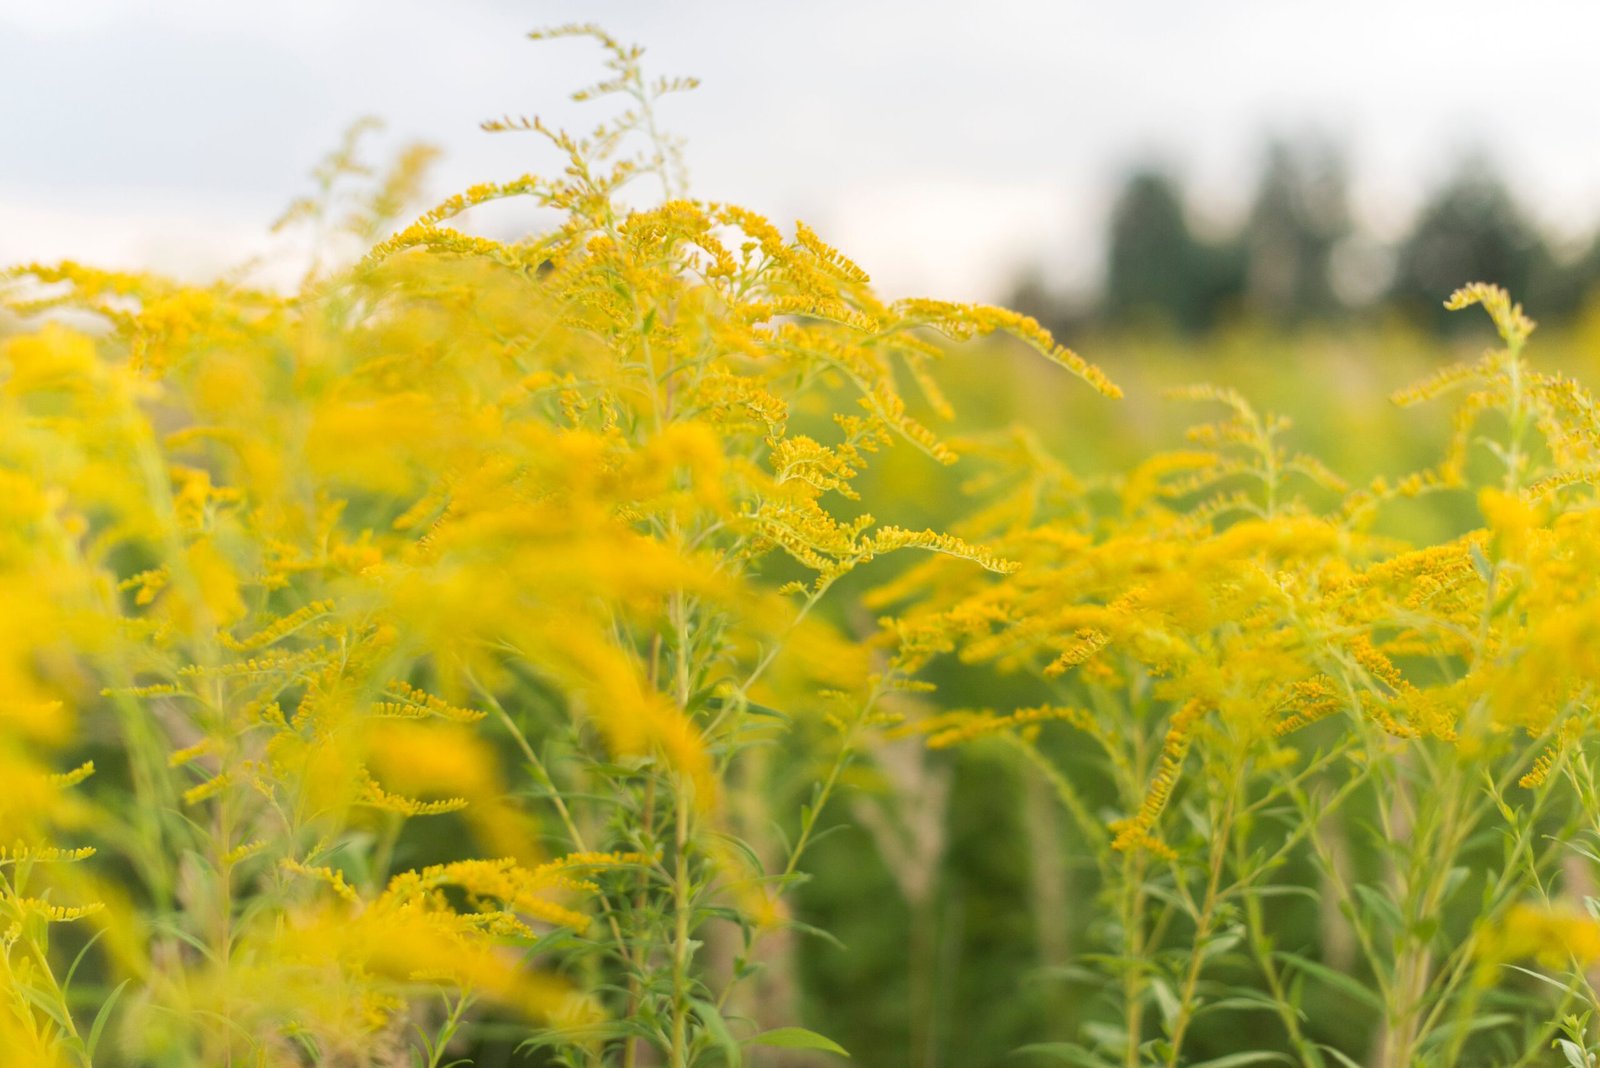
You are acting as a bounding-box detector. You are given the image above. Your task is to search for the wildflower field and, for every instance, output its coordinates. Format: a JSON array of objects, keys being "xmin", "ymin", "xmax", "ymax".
[{"xmin": 10, "ymin": 25, "xmax": 1600, "ymax": 1068}]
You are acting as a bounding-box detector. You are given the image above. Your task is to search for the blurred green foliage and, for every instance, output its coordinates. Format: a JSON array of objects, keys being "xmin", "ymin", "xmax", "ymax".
[{"xmin": 1016, "ymin": 143, "xmax": 1600, "ymax": 341}]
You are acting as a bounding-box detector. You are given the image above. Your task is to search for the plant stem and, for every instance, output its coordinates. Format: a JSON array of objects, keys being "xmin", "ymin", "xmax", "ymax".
[
  {"xmin": 669, "ymin": 774, "xmax": 694, "ymax": 1068},
  {"xmin": 1164, "ymin": 760, "xmax": 1244, "ymax": 1067},
  {"xmin": 1121, "ymin": 848, "xmax": 1149, "ymax": 1068}
]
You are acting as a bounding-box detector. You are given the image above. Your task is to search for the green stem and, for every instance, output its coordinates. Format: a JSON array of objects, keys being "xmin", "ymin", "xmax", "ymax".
[
  {"xmin": 1379, "ymin": 748, "xmax": 1474, "ymax": 1068},
  {"xmin": 425, "ymin": 994, "xmax": 473, "ymax": 1068},
  {"xmin": 1164, "ymin": 760, "xmax": 1244, "ymax": 1067},
  {"xmin": 1121, "ymin": 849, "xmax": 1149, "ymax": 1068},
  {"xmin": 670, "ymin": 774, "xmax": 694, "ymax": 1068}
]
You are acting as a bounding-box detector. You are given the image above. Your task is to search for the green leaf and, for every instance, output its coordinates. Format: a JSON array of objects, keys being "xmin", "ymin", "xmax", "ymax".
[
  {"xmin": 63, "ymin": 926, "xmax": 109, "ymax": 994},
  {"xmin": 1193, "ymin": 994, "xmax": 1291, "ymax": 1019},
  {"xmin": 749, "ymin": 1027, "xmax": 850, "ymax": 1058},
  {"xmin": 1011, "ymin": 1043, "xmax": 1105, "ymax": 1066},
  {"xmin": 1315, "ymin": 1047, "xmax": 1365, "ymax": 1068},
  {"xmin": 706, "ymin": 830, "xmax": 765, "ymax": 876},
  {"xmin": 86, "ymin": 978, "xmax": 130, "ymax": 1058},
  {"xmin": 1150, "ymin": 978, "xmax": 1181, "ymax": 1028},
  {"xmin": 1246, "ymin": 885, "xmax": 1322, "ymax": 901},
  {"xmin": 1556, "ymin": 1038, "xmax": 1592, "ymax": 1068},
  {"xmin": 1418, "ymin": 1012, "xmax": 1515, "ymax": 1051},
  {"xmin": 784, "ymin": 918, "xmax": 847, "ymax": 950},
  {"xmin": 692, "ymin": 998, "xmax": 741, "ymax": 1067},
  {"xmin": 1199, "ymin": 931, "xmax": 1243, "ymax": 961},
  {"xmin": 1504, "ymin": 963, "xmax": 1573, "ymax": 995},
  {"xmin": 1275, "ymin": 951, "xmax": 1382, "ymax": 1011},
  {"xmin": 1189, "ymin": 1053, "xmax": 1294, "ymax": 1067},
  {"xmin": 1352, "ymin": 884, "xmax": 1405, "ymax": 935}
]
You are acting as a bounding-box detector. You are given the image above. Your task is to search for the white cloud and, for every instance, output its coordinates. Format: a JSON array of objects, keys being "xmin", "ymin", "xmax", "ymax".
[{"xmin": 3, "ymin": 0, "xmax": 1599, "ymax": 298}]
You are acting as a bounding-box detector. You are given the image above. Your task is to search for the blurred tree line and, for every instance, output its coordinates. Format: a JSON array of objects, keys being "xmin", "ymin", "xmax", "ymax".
[{"xmin": 1011, "ymin": 140, "xmax": 1600, "ymax": 337}]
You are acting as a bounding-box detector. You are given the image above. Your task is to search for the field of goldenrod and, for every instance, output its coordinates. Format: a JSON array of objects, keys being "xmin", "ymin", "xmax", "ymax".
[{"xmin": 11, "ymin": 24, "xmax": 1600, "ymax": 1068}]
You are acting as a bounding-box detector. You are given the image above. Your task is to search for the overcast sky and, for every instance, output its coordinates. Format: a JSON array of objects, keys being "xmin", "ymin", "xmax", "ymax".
[{"xmin": 4, "ymin": 1, "xmax": 1600, "ymax": 301}]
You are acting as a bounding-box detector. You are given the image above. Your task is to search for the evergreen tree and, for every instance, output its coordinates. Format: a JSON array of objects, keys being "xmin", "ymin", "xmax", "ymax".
[
  {"xmin": 1104, "ymin": 170, "xmax": 1238, "ymax": 334},
  {"xmin": 1241, "ymin": 139, "xmax": 1350, "ymax": 325}
]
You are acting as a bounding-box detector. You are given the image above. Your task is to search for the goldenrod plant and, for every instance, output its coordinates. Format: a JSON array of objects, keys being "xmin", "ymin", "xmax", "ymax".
[
  {"xmin": 0, "ymin": 24, "xmax": 1114, "ymax": 1068},
  {"xmin": 874, "ymin": 283, "xmax": 1600, "ymax": 1066},
  {"xmin": 12, "ymin": 20, "xmax": 1600, "ymax": 1068}
]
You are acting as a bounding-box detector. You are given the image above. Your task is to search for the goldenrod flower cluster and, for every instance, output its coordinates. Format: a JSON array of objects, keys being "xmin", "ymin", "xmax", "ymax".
[
  {"xmin": 869, "ymin": 281, "xmax": 1600, "ymax": 1064},
  {"xmin": 0, "ymin": 25, "xmax": 1120, "ymax": 1066}
]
